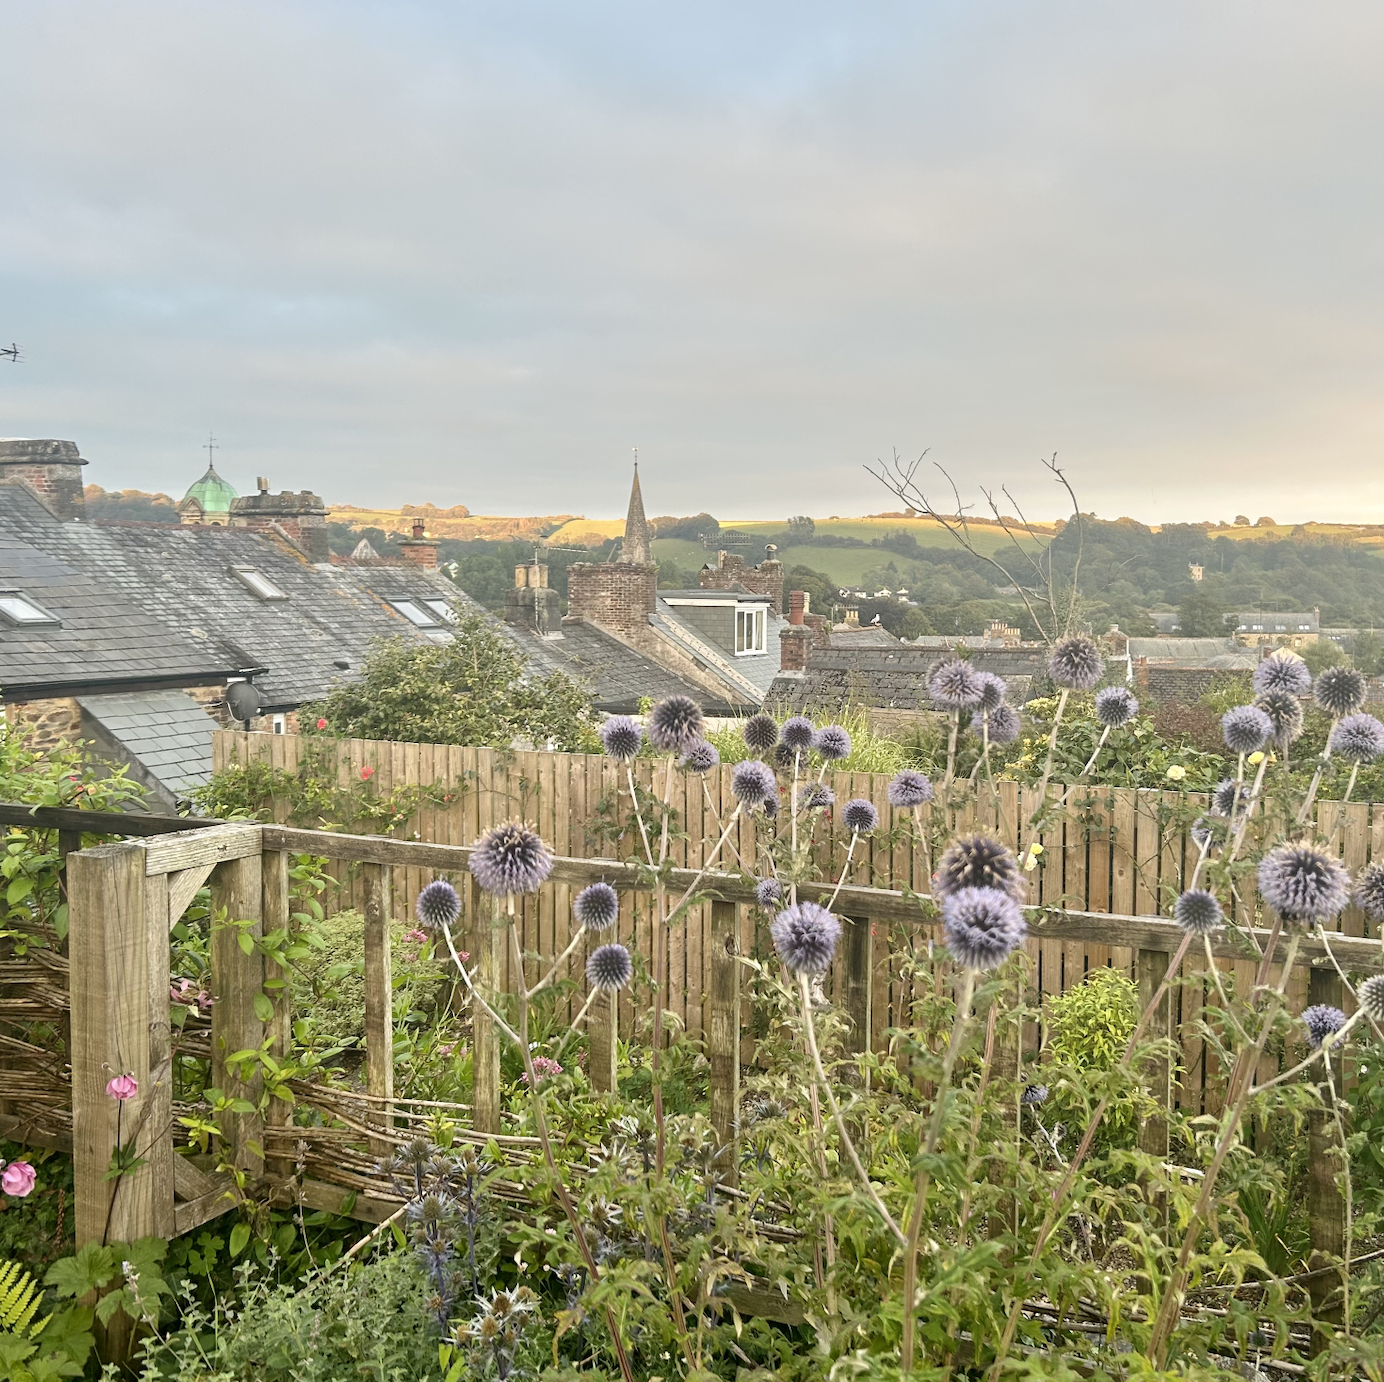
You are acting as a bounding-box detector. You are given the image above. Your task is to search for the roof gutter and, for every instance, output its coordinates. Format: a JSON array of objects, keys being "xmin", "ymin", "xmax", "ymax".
[{"xmin": 2, "ymin": 668, "xmax": 261, "ymax": 702}]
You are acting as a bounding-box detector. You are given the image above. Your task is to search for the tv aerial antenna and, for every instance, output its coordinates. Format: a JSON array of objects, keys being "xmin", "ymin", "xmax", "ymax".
[{"xmin": 0, "ymin": 344, "xmax": 21, "ymax": 364}]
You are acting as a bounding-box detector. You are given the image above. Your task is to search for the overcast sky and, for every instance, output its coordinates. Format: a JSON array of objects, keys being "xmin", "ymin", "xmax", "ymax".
[{"xmin": 4, "ymin": 3, "xmax": 1384, "ymax": 524}]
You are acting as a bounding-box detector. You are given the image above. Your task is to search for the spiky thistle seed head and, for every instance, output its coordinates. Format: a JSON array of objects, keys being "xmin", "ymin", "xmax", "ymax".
[
  {"xmin": 742, "ymin": 713, "xmax": 780, "ymax": 755},
  {"xmin": 416, "ymin": 879, "xmax": 462, "ymax": 932},
  {"xmin": 1094, "ymin": 685, "xmax": 1139, "ymax": 728},
  {"xmin": 1315, "ymin": 666, "xmax": 1367, "ymax": 718},
  {"xmin": 1357, "ymin": 862, "xmax": 1384, "ymax": 920},
  {"xmin": 934, "ymin": 834, "xmax": 1025, "ymax": 903},
  {"xmin": 599, "ymin": 715, "xmax": 642, "ymax": 761},
  {"xmin": 1190, "ymin": 816, "xmax": 1214, "ymax": 849},
  {"xmin": 648, "ymin": 695, "xmax": 704, "ymax": 752},
  {"xmin": 1330, "ymin": 713, "xmax": 1384, "ymax": 763},
  {"xmin": 586, "ymin": 943, "xmax": 633, "ymax": 991},
  {"xmin": 942, "ymin": 886, "xmax": 1027, "ymax": 971},
  {"xmin": 1021, "ymin": 1083, "xmax": 1049, "ymax": 1106},
  {"xmin": 754, "ymin": 877, "xmax": 784, "ymax": 909},
  {"xmin": 731, "ymin": 758, "xmax": 778, "ymax": 807},
  {"xmin": 1257, "ymin": 842, "xmax": 1351, "ymax": 924},
  {"xmin": 469, "ymin": 822, "xmax": 554, "ymax": 897},
  {"xmin": 796, "ymin": 782, "xmax": 835, "ymax": 812},
  {"xmin": 814, "ymin": 725, "xmax": 852, "ymax": 761},
  {"xmin": 773, "ymin": 741, "xmax": 797, "ymax": 769},
  {"xmin": 680, "ymin": 739, "xmax": 720, "ymax": 773},
  {"xmin": 1301, "ymin": 1004, "xmax": 1348, "ymax": 1049},
  {"xmin": 887, "ymin": 769, "xmax": 934, "ymax": 808},
  {"xmin": 762, "ymin": 790, "xmax": 780, "ymax": 819},
  {"xmin": 1048, "ymin": 636, "xmax": 1104, "ymax": 691},
  {"xmin": 1358, "ymin": 974, "xmax": 1384, "ymax": 1022},
  {"xmin": 842, "ymin": 798, "xmax": 880, "ymax": 835},
  {"xmin": 1254, "ymin": 651, "xmax": 1312, "ymax": 696},
  {"xmin": 987, "ymin": 703, "xmax": 1022, "ymax": 744},
  {"xmin": 1212, "ymin": 778, "xmax": 1250, "ymax": 816},
  {"xmin": 573, "ymin": 881, "xmax": 619, "ymax": 932},
  {"xmin": 1256, "ymin": 690, "xmax": 1304, "ymax": 746},
  {"xmin": 781, "ymin": 716, "xmax": 816, "ymax": 752},
  {"xmin": 770, "ymin": 901, "xmax": 841, "ymax": 976},
  {"xmin": 976, "ymin": 672, "xmax": 1008, "ymax": 714},
  {"xmin": 929, "ymin": 657, "xmax": 984, "ymax": 710},
  {"xmin": 1173, "ymin": 888, "xmax": 1224, "ymax": 936},
  {"xmin": 1222, "ymin": 704, "xmax": 1273, "ymax": 755}
]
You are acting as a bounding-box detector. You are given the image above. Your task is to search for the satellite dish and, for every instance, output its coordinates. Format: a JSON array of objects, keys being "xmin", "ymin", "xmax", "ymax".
[{"xmin": 225, "ymin": 681, "xmax": 263, "ymax": 724}]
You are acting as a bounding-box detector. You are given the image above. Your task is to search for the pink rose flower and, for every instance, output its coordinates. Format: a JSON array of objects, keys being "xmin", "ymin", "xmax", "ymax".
[
  {"xmin": 1, "ymin": 1161, "xmax": 36, "ymax": 1197},
  {"xmin": 106, "ymin": 1073, "xmax": 139, "ymax": 1101},
  {"xmin": 360, "ymin": 766, "xmax": 375, "ymax": 780},
  {"xmin": 316, "ymin": 718, "xmax": 328, "ymax": 730}
]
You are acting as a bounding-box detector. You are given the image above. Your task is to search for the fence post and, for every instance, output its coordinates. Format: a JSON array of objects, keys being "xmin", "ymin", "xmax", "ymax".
[
  {"xmin": 1136, "ymin": 946, "xmax": 1172, "ymax": 1222},
  {"xmin": 708, "ymin": 899, "xmax": 740, "ymax": 1173},
  {"xmin": 469, "ymin": 876, "xmax": 502, "ymax": 1134},
  {"xmin": 211, "ymin": 853, "xmax": 265, "ymax": 1175},
  {"xmin": 362, "ymin": 863, "xmax": 394, "ymax": 1157},
  {"xmin": 262, "ymin": 850, "xmax": 293, "ymax": 1179},
  {"xmin": 1307, "ymin": 965, "xmax": 1347, "ymax": 1349}
]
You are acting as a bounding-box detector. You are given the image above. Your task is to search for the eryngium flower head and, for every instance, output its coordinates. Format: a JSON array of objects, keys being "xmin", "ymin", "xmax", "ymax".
[
  {"xmin": 1315, "ymin": 666, "xmax": 1367, "ymax": 718},
  {"xmin": 1021, "ymin": 1083, "xmax": 1049, "ymax": 1106},
  {"xmin": 1330, "ymin": 713, "xmax": 1384, "ymax": 763},
  {"xmin": 1358, "ymin": 973, "xmax": 1384, "ymax": 1022},
  {"xmin": 761, "ymin": 791, "xmax": 780, "ymax": 818},
  {"xmin": 574, "ymin": 882, "xmax": 619, "ymax": 932},
  {"xmin": 1258, "ymin": 842, "xmax": 1351, "ymax": 924},
  {"xmin": 773, "ymin": 741, "xmax": 797, "ymax": 769},
  {"xmin": 470, "ymin": 822, "xmax": 554, "ymax": 896},
  {"xmin": 742, "ymin": 713, "xmax": 780, "ymax": 755},
  {"xmin": 1174, "ymin": 888, "xmax": 1224, "ymax": 935},
  {"xmin": 1254, "ymin": 652, "xmax": 1312, "ymax": 696},
  {"xmin": 731, "ymin": 759, "xmax": 778, "ymax": 807},
  {"xmin": 599, "ymin": 715, "xmax": 642, "ymax": 761},
  {"xmin": 1301, "ymin": 1004, "xmax": 1348, "ymax": 1048},
  {"xmin": 929, "ymin": 658, "xmax": 983, "ymax": 710},
  {"xmin": 1222, "ymin": 704, "xmax": 1273, "ymax": 755},
  {"xmin": 887, "ymin": 769, "xmax": 934, "ymax": 808},
  {"xmin": 770, "ymin": 901, "xmax": 841, "ymax": 975},
  {"xmin": 781, "ymin": 716, "xmax": 816, "ymax": 752},
  {"xmin": 680, "ymin": 740, "xmax": 720, "ymax": 773},
  {"xmin": 416, "ymin": 879, "xmax": 461, "ymax": 932},
  {"xmin": 1256, "ymin": 690, "xmax": 1304, "ymax": 746},
  {"xmin": 1048, "ymin": 636, "xmax": 1104, "ymax": 691},
  {"xmin": 987, "ymin": 703, "xmax": 1022, "ymax": 744},
  {"xmin": 976, "ymin": 672, "xmax": 1008, "ymax": 714},
  {"xmin": 1094, "ymin": 685, "xmax": 1139, "ymax": 728},
  {"xmin": 648, "ymin": 695, "xmax": 704, "ymax": 752},
  {"xmin": 942, "ymin": 886, "xmax": 1027, "ymax": 971},
  {"xmin": 814, "ymin": 725, "xmax": 852, "ymax": 760},
  {"xmin": 797, "ymin": 782, "xmax": 835, "ymax": 812},
  {"xmin": 754, "ymin": 877, "xmax": 783, "ymax": 909},
  {"xmin": 1190, "ymin": 817, "xmax": 1214, "ymax": 849},
  {"xmin": 1213, "ymin": 778, "xmax": 1250, "ymax": 816},
  {"xmin": 935, "ymin": 834, "xmax": 1025, "ymax": 903},
  {"xmin": 842, "ymin": 798, "xmax": 879, "ymax": 834},
  {"xmin": 1357, "ymin": 862, "xmax": 1384, "ymax": 920},
  {"xmin": 586, "ymin": 943, "xmax": 633, "ymax": 992}
]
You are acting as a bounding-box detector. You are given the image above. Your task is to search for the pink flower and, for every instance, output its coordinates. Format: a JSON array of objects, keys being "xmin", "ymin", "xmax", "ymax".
[
  {"xmin": 361, "ymin": 766, "xmax": 375, "ymax": 780},
  {"xmin": 1, "ymin": 1161, "xmax": 36, "ymax": 1197},
  {"xmin": 460, "ymin": 951, "xmax": 471, "ymax": 963},
  {"xmin": 521, "ymin": 1056, "xmax": 564, "ymax": 1084},
  {"xmin": 316, "ymin": 717, "xmax": 328, "ymax": 730},
  {"xmin": 437, "ymin": 1042, "xmax": 457, "ymax": 1059},
  {"xmin": 106, "ymin": 1073, "xmax": 139, "ymax": 1101},
  {"xmin": 404, "ymin": 928, "xmax": 428, "ymax": 944}
]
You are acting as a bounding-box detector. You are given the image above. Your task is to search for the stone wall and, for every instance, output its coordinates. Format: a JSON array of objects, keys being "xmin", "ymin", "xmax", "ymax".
[
  {"xmin": 0, "ymin": 439, "xmax": 87, "ymax": 520},
  {"xmin": 698, "ymin": 551, "xmax": 784, "ymax": 614},
  {"xmin": 3, "ymin": 697, "xmax": 82, "ymax": 749},
  {"xmin": 566, "ymin": 561, "xmax": 658, "ymax": 636}
]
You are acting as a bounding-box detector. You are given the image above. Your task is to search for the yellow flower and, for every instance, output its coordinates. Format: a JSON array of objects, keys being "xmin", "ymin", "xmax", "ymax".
[
  {"xmin": 1248, "ymin": 751, "xmax": 1265, "ymax": 766},
  {"xmin": 1165, "ymin": 764, "xmax": 1186, "ymax": 781},
  {"xmin": 1030, "ymin": 843, "xmax": 1044, "ymax": 856}
]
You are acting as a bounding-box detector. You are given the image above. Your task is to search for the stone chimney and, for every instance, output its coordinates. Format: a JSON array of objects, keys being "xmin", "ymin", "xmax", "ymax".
[
  {"xmin": 399, "ymin": 519, "xmax": 438, "ymax": 569},
  {"xmin": 779, "ymin": 624, "xmax": 813, "ymax": 672},
  {"xmin": 230, "ymin": 486, "xmax": 330, "ymax": 562},
  {"xmin": 0, "ymin": 438, "xmax": 87, "ymax": 519},
  {"xmin": 698, "ymin": 546, "xmax": 784, "ymax": 614},
  {"xmin": 567, "ymin": 560, "xmax": 657, "ymax": 635},
  {"xmin": 504, "ymin": 561, "xmax": 560, "ymax": 634},
  {"xmin": 843, "ymin": 606, "xmax": 860, "ymax": 628}
]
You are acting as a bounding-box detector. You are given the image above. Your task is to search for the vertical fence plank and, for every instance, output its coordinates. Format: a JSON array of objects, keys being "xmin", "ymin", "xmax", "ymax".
[
  {"xmin": 1110, "ymin": 788, "xmax": 1136, "ymax": 978},
  {"xmin": 1136, "ymin": 947, "xmax": 1172, "ymax": 1176},
  {"xmin": 469, "ymin": 875, "xmax": 501, "ymax": 1134},
  {"xmin": 262, "ymin": 849, "xmax": 293, "ymax": 1179},
  {"xmin": 362, "ymin": 862, "xmax": 394, "ymax": 1156},
  {"xmin": 708, "ymin": 899, "xmax": 740, "ymax": 1173},
  {"xmin": 840, "ymin": 914, "xmax": 872, "ymax": 1083},
  {"xmin": 211, "ymin": 851, "xmax": 265, "ymax": 1175}
]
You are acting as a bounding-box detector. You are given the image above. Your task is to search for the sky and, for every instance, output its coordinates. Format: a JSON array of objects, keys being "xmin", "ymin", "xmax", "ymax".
[{"xmin": 4, "ymin": 3, "xmax": 1384, "ymax": 524}]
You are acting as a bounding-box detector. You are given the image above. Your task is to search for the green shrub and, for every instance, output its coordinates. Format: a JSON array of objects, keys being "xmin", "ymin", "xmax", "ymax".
[
  {"xmin": 705, "ymin": 705, "xmax": 909, "ymax": 775},
  {"xmin": 1045, "ymin": 965, "xmax": 1138, "ymax": 1071}
]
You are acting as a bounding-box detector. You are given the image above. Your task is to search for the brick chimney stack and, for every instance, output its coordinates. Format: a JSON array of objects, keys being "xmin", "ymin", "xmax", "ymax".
[
  {"xmin": 231, "ymin": 487, "xmax": 331, "ymax": 562},
  {"xmin": 399, "ymin": 519, "xmax": 438, "ymax": 569},
  {"xmin": 788, "ymin": 589, "xmax": 806, "ymax": 625},
  {"xmin": 0, "ymin": 438, "xmax": 87, "ymax": 520}
]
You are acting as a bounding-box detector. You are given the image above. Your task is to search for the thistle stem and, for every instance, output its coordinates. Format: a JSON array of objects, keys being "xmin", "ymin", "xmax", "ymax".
[
  {"xmin": 665, "ymin": 803, "xmax": 744, "ymax": 925},
  {"xmin": 1344, "ymin": 761, "xmax": 1362, "ymax": 804},
  {"xmin": 826, "ymin": 832, "xmax": 860, "ymax": 912},
  {"xmin": 1022, "ymin": 687, "xmax": 1069, "ymax": 867},
  {"xmin": 1296, "ymin": 726, "xmax": 1337, "ymax": 826}
]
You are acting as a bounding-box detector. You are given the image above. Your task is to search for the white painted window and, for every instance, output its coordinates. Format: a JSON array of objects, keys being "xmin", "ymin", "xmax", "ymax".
[
  {"xmin": 0, "ymin": 592, "xmax": 58, "ymax": 626},
  {"xmin": 230, "ymin": 566, "xmax": 287, "ymax": 600},
  {"xmin": 391, "ymin": 600, "xmax": 439, "ymax": 627},
  {"xmin": 735, "ymin": 605, "xmax": 767, "ymax": 655},
  {"xmin": 424, "ymin": 599, "xmax": 457, "ymax": 623},
  {"xmin": 272, "ymin": 715, "xmax": 286, "ymax": 735}
]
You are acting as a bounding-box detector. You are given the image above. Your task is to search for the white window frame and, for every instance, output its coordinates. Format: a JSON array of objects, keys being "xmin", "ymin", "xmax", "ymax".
[
  {"xmin": 734, "ymin": 605, "xmax": 767, "ymax": 655},
  {"xmin": 391, "ymin": 599, "xmax": 439, "ymax": 627},
  {"xmin": 424, "ymin": 599, "xmax": 458, "ymax": 623},
  {"xmin": 0, "ymin": 591, "xmax": 59, "ymax": 627},
  {"xmin": 271, "ymin": 714, "xmax": 286, "ymax": 735},
  {"xmin": 230, "ymin": 566, "xmax": 288, "ymax": 601}
]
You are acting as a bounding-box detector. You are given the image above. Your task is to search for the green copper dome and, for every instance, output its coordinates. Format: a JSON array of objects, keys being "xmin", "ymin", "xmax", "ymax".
[{"xmin": 184, "ymin": 463, "xmax": 237, "ymax": 515}]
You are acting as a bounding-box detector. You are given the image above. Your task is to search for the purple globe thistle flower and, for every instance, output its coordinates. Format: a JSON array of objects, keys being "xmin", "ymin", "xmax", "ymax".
[
  {"xmin": 1330, "ymin": 713, "xmax": 1384, "ymax": 763},
  {"xmin": 1315, "ymin": 666, "xmax": 1367, "ymax": 718},
  {"xmin": 1257, "ymin": 842, "xmax": 1351, "ymax": 924},
  {"xmin": 586, "ymin": 943, "xmax": 633, "ymax": 992},
  {"xmin": 942, "ymin": 886, "xmax": 1027, "ymax": 971},
  {"xmin": 574, "ymin": 881, "xmax": 619, "ymax": 932},
  {"xmin": 987, "ymin": 703, "xmax": 1022, "ymax": 744},
  {"xmin": 842, "ymin": 798, "xmax": 879, "ymax": 835},
  {"xmin": 1212, "ymin": 778, "xmax": 1250, "ymax": 816},
  {"xmin": 929, "ymin": 658, "xmax": 984, "ymax": 710},
  {"xmin": 781, "ymin": 716, "xmax": 816, "ymax": 752},
  {"xmin": 934, "ymin": 834, "xmax": 1025, "ymax": 903},
  {"xmin": 731, "ymin": 758, "xmax": 778, "ymax": 807},
  {"xmin": 761, "ymin": 790, "xmax": 780, "ymax": 819},
  {"xmin": 797, "ymin": 782, "xmax": 835, "ymax": 812},
  {"xmin": 1094, "ymin": 685, "xmax": 1139, "ymax": 729},
  {"xmin": 416, "ymin": 879, "xmax": 462, "ymax": 932},
  {"xmin": 770, "ymin": 901, "xmax": 841, "ymax": 976},
  {"xmin": 754, "ymin": 877, "xmax": 784, "ymax": 909},
  {"xmin": 742, "ymin": 713, "xmax": 780, "ymax": 755},
  {"xmin": 680, "ymin": 739, "xmax": 720, "ymax": 773},
  {"xmin": 1254, "ymin": 652, "xmax": 1312, "ymax": 697},
  {"xmin": 888, "ymin": 769, "xmax": 934, "ymax": 808},
  {"xmin": 1021, "ymin": 1083, "xmax": 1049, "ymax": 1106},
  {"xmin": 599, "ymin": 715, "xmax": 642, "ymax": 761},
  {"xmin": 1048, "ymin": 636, "xmax": 1104, "ymax": 692},
  {"xmin": 1358, "ymin": 974, "xmax": 1384, "ymax": 1023},
  {"xmin": 976, "ymin": 672, "xmax": 1008, "ymax": 714},
  {"xmin": 1222, "ymin": 705, "xmax": 1273, "ymax": 755},
  {"xmin": 1301, "ymin": 1004, "xmax": 1348, "ymax": 1048},
  {"xmin": 814, "ymin": 725, "xmax": 852, "ymax": 761},
  {"xmin": 1256, "ymin": 690, "xmax": 1304, "ymax": 747},
  {"xmin": 1173, "ymin": 888, "xmax": 1224, "ymax": 936},
  {"xmin": 1190, "ymin": 817, "xmax": 1214, "ymax": 849},
  {"xmin": 1355, "ymin": 862, "xmax": 1384, "ymax": 920},
  {"xmin": 469, "ymin": 822, "xmax": 554, "ymax": 897},
  {"xmin": 773, "ymin": 741, "xmax": 797, "ymax": 770},
  {"xmin": 648, "ymin": 695, "xmax": 704, "ymax": 752}
]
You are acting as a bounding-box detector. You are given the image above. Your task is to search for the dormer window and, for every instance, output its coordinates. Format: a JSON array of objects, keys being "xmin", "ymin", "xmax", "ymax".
[
  {"xmin": 735, "ymin": 606, "xmax": 767, "ymax": 655},
  {"xmin": 230, "ymin": 566, "xmax": 287, "ymax": 601},
  {"xmin": 0, "ymin": 590, "xmax": 59, "ymax": 627}
]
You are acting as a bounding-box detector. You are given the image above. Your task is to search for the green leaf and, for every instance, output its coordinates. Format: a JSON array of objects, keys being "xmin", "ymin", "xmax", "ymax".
[
  {"xmin": 6, "ymin": 874, "xmax": 33, "ymax": 904},
  {"xmin": 237, "ymin": 930, "xmax": 254, "ymax": 955},
  {"xmin": 252, "ymin": 992, "xmax": 274, "ymax": 1022},
  {"xmin": 228, "ymin": 1222, "xmax": 251, "ymax": 1258},
  {"xmin": 44, "ymin": 1245, "xmax": 117, "ymax": 1299}
]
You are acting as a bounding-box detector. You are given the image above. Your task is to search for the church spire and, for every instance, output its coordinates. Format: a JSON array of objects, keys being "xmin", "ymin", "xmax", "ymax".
[{"xmin": 620, "ymin": 460, "xmax": 652, "ymax": 565}]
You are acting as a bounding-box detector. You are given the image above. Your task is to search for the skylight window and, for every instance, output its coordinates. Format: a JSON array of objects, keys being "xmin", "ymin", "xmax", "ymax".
[
  {"xmin": 424, "ymin": 599, "xmax": 457, "ymax": 623},
  {"xmin": 0, "ymin": 591, "xmax": 59, "ymax": 627},
  {"xmin": 230, "ymin": 566, "xmax": 287, "ymax": 601},
  {"xmin": 392, "ymin": 600, "xmax": 439, "ymax": 627}
]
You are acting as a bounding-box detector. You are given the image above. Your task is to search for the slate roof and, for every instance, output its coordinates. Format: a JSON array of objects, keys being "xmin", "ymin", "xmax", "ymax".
[
  {"xmin": 77, "ymin": 689, "xmax": 217, "ymax": 806},
  {"xmin": 1126, "ymin": 637, "xmax": 1252, "ymax": 667},
  {"xmin": 652, "ymin": 597, "xmax": 786, "ymax": 704}
]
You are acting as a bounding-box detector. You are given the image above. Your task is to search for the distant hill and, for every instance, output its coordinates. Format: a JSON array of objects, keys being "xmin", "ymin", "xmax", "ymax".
[{"xmin": 329, "ymin": 506, "xmax": 577, "ymax": 541}]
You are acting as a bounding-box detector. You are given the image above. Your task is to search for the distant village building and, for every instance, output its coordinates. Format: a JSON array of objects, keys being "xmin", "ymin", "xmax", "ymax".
[{"xmin": 1231, "ymin": 608, "xmax": 1320, "ymax": 648}]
